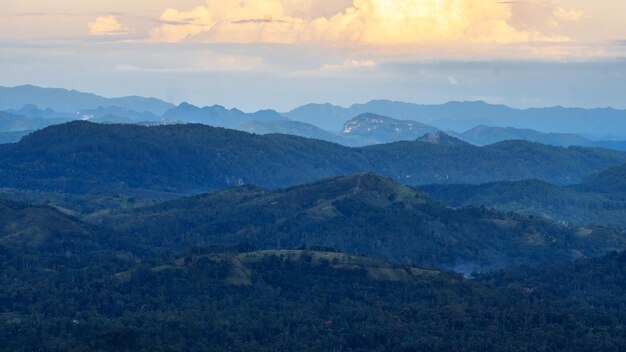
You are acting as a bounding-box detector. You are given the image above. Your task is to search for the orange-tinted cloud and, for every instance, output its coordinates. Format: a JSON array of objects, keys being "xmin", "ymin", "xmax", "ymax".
[
  {"xmin": 88, "ymin": 16, "xmax": 129, "ymax": 36},
  {"xmin": 150, "ymin": 6, "xmax": 215, "ymax": 42},
  {"xmin": 553, "ymin": 7, "xmax": 583, "ymax": 23},
  {"xmin": 149, "ymin": 0, "xmax": 578, "ymax": 45}
]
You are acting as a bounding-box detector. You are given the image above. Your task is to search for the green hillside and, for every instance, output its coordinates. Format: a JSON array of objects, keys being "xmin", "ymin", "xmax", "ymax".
[
  {"xmin": 107, "ymin": 174, "xmax": 624, "ymax": 270},
  {"xmin": 2, "ymin": 122, "xmax": 626, "ymax": 195}
]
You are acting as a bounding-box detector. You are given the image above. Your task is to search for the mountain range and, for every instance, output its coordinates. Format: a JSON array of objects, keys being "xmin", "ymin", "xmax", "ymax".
[
  {"xmin": 0, "ymin": 85, "xmax": 173, "ymax": 115},
  {"xmin": 5, "ymin": 85, "xmax": 626, "ymax": 149},
  {"xmin": 161, "ymin": 102, "xmax": 285, "ymax": 128},
  {"xmin": 453, "ymin": 125, "xmax": 626, "ymax": 151},
  {"xmin": 3, "ymin": 122, "xmax": 626, "ymax": 195},
  {"xmin": 4, "ymin": 84, "xmax": 626, "ymax": 350},
  {"xmin": 284, "ymin": 99, "xmax": 626, "ymax": 137}
]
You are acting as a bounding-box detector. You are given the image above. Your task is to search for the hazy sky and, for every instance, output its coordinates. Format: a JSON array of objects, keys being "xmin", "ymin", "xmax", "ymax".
[{"xmin": 1, "ymin": 0, "xmax": 626, "ymax": 111}]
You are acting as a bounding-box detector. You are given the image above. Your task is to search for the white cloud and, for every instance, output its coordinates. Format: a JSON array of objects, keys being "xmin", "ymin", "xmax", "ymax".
[
  {"xmin": 553, "ymin": 7, "xmax": 583, "ymax": 23},
  {"xmin": 88, "ymin": 16, "xmax": 129, "ymax": 36},
  {"xmin": 149, "ymin": 6, "xmax": 215, "ymax": 42},
  {"xmin": 320, "ymin": 59, "xmax": 377, "ymax": 72},
  {"xmin": 447, "ymin": 75, "xmax": 459, "ymax": 85}
]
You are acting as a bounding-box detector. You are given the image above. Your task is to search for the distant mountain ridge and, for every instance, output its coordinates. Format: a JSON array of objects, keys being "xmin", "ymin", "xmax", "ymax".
[
  {"xmin": 0, "ymin": 111, "xmax": 72, "ymax": 133},
  {"xmin": 5, "ymin": 85, "xmax": 626, "ymax": 148},
  {"xmin": 161, "ymin": 102, "xmax": 285, "ymax": 128},
  {"xmin": 284, "ymin": 99, "xmax": 626, "ymax": 137},
  {"xmin": 455, "ymin": 125, "xmax": 596, "ymax": 147},
  {"xmin": 0, "ymin": 85, "xmax": 174, "ymax": 115}
]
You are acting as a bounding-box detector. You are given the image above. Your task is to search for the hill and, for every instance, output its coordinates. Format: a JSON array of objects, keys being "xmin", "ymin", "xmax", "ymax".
[
  {"xmin": 579, "ymin": 163, "xmax": 626, "ymax": 194},
  {"xmin": 361, "ymin": 139, "xmax": 626, "ymax": 185},
  {"xmin": 2, "ymin": 244, "xmax": 626, "ymax": 351},
  {"xmin": 1, "ymin": 190, "xmax": 625, "ymax": 350},
  {"xmin": 0, "ymin": 85, "xmax": 173, "ymax": 115},
  {"xmin": 417, "ymin": 131, "xmax": 471, "ymax": 146},
  {"xmin": 423, "ymin": 180, "xmax": 626, "ymax": 227},
  {"xmin": 106, "ymin": 173, "xmax": 625, "ymax": 271},
  {"xmin": 2, "ymin": 121, "xmax": 626, "ymax": 194},
  {"xmin": 0, "ymin": 121, "xmax": 367, "ymax": 194},
  {"xmin": 0, "ymin": 198, "xmax": 138, "ymax": 257},
  {"xmin": 0, "ymin": 198, "xmax": 94, "ymax": 252},
  {"xmin": 341, "ymin": 113, "xmax": 438, "ymax": 144},
  {"xmin": 480, "ymin": 250, "xmax": 626, "ymax": 313}
]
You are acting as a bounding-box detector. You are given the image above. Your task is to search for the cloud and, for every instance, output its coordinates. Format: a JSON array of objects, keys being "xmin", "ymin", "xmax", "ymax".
[
  {"xmin": 320, "ymin": 59, "xmax": 377, "ymax": 72},
  {"xmin": 114, "ymin": 49, "xmax": 265, "ymax": 73},
  {"xmin": 149, "ymin": 0, "xmax": 575, "ymax": 45},
  {"xmin": 88, "ymin": 16, "xmax": 129, "ymax": 36},
  {"xmin": 150, "ymin": 6, "xmax": 215, "ymax": 43},
  {"xmin": 553, "ymin": 7, "xmax": 583, "ymax": 23}
]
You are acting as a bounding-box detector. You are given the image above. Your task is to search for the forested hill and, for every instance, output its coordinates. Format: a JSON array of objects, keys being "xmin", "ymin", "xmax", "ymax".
[
  {"xmin": 360, "ymin": 139, "xmax": 626, "ymax": 185},
  {"xmin": 0, "ymin": 198, "xmax": 140, "ymax": 257},
  {"xmin": 2, "ymin": 185, "xmax": 626, "ymax": 350},
  {"xmin": 0, "ymin": 198, "xmax": 103, "ymax": 253},
  {"xmin": 0, "ymin": 121, "xmax": 367, "ymax": 193},
  {"xmin": 106, "ymin": 173, "xmax": 625, "ymax": 270},
  {"xmin": 4, "ymin": 247, "xmax": 626, "ymax": 351},
  {"xmin": 480, "ymin": 250, "xmax": 626, "ymax": 312},
  {"xmin": 422, "ymin": 165, "xmax": 626, "ymax": 227},
  {"xmin": 579, "ymin": 163, "xmax": 626, "ymax": 194},
  {"xmin": 1, "ymin": 121, "xmax": 626, "ymax": 194}
]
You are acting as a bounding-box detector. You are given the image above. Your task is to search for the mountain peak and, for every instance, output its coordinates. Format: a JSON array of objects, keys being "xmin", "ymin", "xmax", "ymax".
[
  {"xmin": 176, "ymin": 102, "xmax": 199, "ymax": 110},
  {"xmin": 282, "ymin": 172, "xmax": 429, "ymax": 209},
  {"xmin": 417, "ymin": 131, "xmax": 470, "ymax": 146},
  {"xmin": 341, "ymin": 113, "xmax": 438, "ymax": 144}
]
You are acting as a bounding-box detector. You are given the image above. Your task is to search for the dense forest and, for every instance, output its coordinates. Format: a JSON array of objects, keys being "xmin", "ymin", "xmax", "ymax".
[
  {"xmin": 2, "ymin": 239, "xmax": 626, "ymax": 351},
  {"xmin": 2, "ymin": 121, "xmax": 626, "ymax": 350},
  {"xmin": 423, "ymin": 164, "xmax": 626, "ymax": 227},
  {"xmin": 104, "ymin": 173, "xmax": 625, "ymax": 271},
  {"xmin": 2, "ymin": 121, "xmax": 626, "ymax": 194}
]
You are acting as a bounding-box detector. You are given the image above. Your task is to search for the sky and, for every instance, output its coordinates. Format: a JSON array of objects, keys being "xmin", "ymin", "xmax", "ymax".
[{"xmin": 1, "ymin": 0, "xmax": 626, "ymax": 111}]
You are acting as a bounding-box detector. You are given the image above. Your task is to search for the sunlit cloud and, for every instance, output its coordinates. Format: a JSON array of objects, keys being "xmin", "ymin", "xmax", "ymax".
[
  {"xmin": 150, "ymin": 6, "xmax": 215, "ymax": 43},
  {"xmin": 88, "ymin": 16, "xmax": 129, "ymax": 36},
  {"xmin": 553, "ymin": 7, "xmax": 583, "ymax": 23},
  {"xmin": 149, "ymin": 0, "xmax": 577, "ymax": 46}
]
